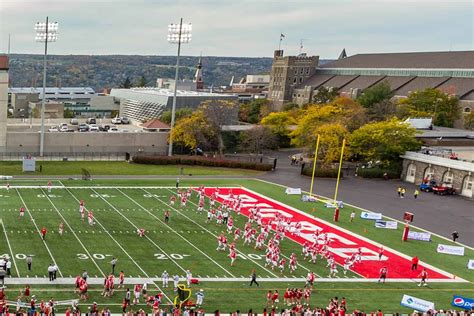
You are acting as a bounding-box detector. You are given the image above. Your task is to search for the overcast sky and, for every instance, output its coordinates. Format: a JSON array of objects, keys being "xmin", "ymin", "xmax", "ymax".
[{"xmin": 0, "ymin": 0, "xmax": 472, "ymax": 58}]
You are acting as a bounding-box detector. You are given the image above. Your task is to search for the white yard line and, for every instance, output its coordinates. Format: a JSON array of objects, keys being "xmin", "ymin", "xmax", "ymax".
[
  {"xmin": 117, "ymin": 188, "xmax": 236, "ymax": 278},
  {"xmin": 146, "ymin": 188, "xmax": 279, "ymax": 278},
  {"xmin": 256, "ymin": 178, "xmax": 474, "ymax": 251},
  {"xmin": 89, "ymin": 188, "xmax": 187, "ymax": 274},
  {"xmin": 40, "ymin": 188, "xmax": 106, "ymax": 278},
  {"xmin": 3, "ymin": 277, "xmax": 466, "ymax": 285},
  {"xmin": 0, "ymin": 218, "xmax": 20, "ymax": 277},
  {"xmin": 62, "ymin": 186, "xmax": 172, "ymax": 304},
  {"xmin": 15, "ymin": 188, "xmax": 63, "ymax": 277}
]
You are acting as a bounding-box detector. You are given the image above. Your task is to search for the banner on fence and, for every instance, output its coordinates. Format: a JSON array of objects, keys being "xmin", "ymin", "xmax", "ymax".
[
  {"xmin": 451, "ymin": 295, "xmax": 474, "ymax": 309},
  {"xmin": 360, "ymin": 211, "xmax": 382, "ymax": 220},
  {"xmin": 407, "ymin": 231, "xmax": 431, "ymax": 242},
  {"xmin": 285, "ymin": 188, "xmax": 301, "ymax": 195},
  {"xmin": 468, "ymin": 259, "xmax": 474, "ymax": 270},
  {"xmin": 375, "ymin": 220, "xmax": 398, "ymax": 229},
  {"xmin": 437, "ymin": 244, "xmax": 465, "ymax": 256},
  {"xmin": 400, "ymin": 294, "xmax": 435, "ymax": 312}
]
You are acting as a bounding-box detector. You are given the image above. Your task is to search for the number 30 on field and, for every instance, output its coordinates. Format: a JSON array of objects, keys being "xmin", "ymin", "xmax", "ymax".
[{"xmin": 77, "ymin": 253, "xmax": 110, "ymax": 260}]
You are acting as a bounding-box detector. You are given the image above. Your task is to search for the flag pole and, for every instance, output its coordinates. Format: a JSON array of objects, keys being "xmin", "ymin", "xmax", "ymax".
[
  {"xmin": 333, "ymin": 138, "xmax": 346, "ymax": 203},
  {"xmin": 309, "ymin": 134, "xmax": 320, "ymax": 197}
]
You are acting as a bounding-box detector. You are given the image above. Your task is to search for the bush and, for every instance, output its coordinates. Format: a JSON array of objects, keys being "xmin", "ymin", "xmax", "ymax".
[
  {"xmin": 132, "ymin": 155, "xmax": 273, "ymax": 171},
  {"xmin": 356, "ymin": 167, "xmax": 400, "ymax": 179},
  {"xmin": 301, "ymin": 166, "xmax": 340, "ymax": 178}
]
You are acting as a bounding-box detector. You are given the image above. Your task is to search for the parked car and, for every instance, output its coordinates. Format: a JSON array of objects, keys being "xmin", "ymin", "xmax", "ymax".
[
  {"xmin": 111, "ymin": 117, "xmax": 122, "ymax": 124},
  {"xmin": 86, "ymin": 117, "xmax": 96, "ymax": 124},
  {"xmin": 89, "ymin": 124, "xmax": 99, "ymax": 132},
  {"xmin": 100, "ymin": 124, "xmax": 111, "ymax": 132},
  {"xmin": 60, "ymin": 125, "xmax": 69, "ymax": 132},
  {"xmin": 120, "ymin": 117, "xmax": 130, "ymax": 124},
  {"xmin": 419, "ymin": 180, "xmax": 436, "ymax": 192},
  {"xmin": 70, "ymin": 118, "xmax": 79, "ymax": 125},
  {"xmin": 48, "ymin": 126, "xmax": 59, "ymax": 132},
  {"xmin": 108, "ymin": 127, "xmax": 119, "ymax": 132},
  {"xmin": 432, "ymin": 183, "xmax": 456, "ymax": 195},
  {"xmin": 78, "ymin": 123, "xmax": 89, "ymax": 132}
]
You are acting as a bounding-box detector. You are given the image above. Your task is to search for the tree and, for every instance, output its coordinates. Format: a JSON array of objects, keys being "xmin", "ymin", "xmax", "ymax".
[
  {"xmin": 463, "ymin": 111, "xmax": 474, "ymax": 130},
  {"xmin": 357, "ymin": 81, "xmax": 395, "ymax": 121},
  {"xmin": 170, "ymin": 110, "xmax": 215, "ymax": 151},
  {"xmin": 136, "ymin": 75, "xmax": 148, "ymax": 87},
  {"xmin": 313, "ymin": 87, "xmax": 339, "ymax": 104},
  {"xmin": 290, "ymin": 97, "xmax": 365, "ymax": 148},
  {"xmin": 261, "ymin": 110, "xmax": 298, "ymax": 148},
  {"xmin": 312, "ymin": 123, "xmax": 350, "ymax": 166},
  {"xmin": 282, "ymin": 102, "xmax": 299, "ymax": 111},
  {"xmin": 239, "ymin": 126, "xmax": 277, "ymax": 153},
  {"xmin": 160, "ymin": 108, "xmax": 193, "ymax": 124},
  {"xmin": 357, "ymin": 81, "xmax": 393, "ymax": 109},
  {"xmin": 349, "ymin": 118, "xmax": 421, "ymax": 166},
  {"xmin": 397, "ymin": 88, "xmax": 460, "ymax": 127},
  {"xmin": 63, "ymin": 108, "xmax": 74, "ymax": 118},
  {"xmin": 238, "ymin": 99, "xmax": 270, "ymax": 123},
  {"xmin": 119, "ymin": 76, "xmax": 133, "ymax": 89},
  {"xmin": 201, "ymin": 100, "xmax": 239, "ymax": 154}
]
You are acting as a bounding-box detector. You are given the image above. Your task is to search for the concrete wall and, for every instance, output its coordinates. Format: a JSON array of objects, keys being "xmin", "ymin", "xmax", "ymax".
[{"xmin": 5, "ymin": 131, "xmax": 168, "ymax": 154}]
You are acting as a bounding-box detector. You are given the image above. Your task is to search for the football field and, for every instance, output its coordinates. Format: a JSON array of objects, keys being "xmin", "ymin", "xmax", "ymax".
[{"xmin": 1, "ymin": 179, "xmax": 473, "ymax": 312}]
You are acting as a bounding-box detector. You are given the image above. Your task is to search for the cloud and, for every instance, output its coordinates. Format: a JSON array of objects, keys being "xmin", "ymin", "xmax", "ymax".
[{"xmin": 0, "ymin": 0, "xmax": 472, "ymax": 57}]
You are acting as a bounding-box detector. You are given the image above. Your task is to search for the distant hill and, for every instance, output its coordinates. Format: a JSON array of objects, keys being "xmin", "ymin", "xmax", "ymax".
[
  {"xmin": 7, "ymin": 54, "xmax": 334, "ymax": 92},
  {"xmin": 7, "ymin": 54, "xmax": 274, "ymax": 92}
]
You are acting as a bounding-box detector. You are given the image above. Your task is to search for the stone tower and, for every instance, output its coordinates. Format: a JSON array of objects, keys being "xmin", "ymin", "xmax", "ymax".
[{"xmin": 267, "ymin": 50, "xmax": 318, "ymax": 111}]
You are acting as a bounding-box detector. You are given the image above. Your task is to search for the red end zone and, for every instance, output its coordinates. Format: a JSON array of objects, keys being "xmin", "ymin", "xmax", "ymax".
[{"xmin": 201, "ymin": 187, "xmax": 454, "ymax": 280}]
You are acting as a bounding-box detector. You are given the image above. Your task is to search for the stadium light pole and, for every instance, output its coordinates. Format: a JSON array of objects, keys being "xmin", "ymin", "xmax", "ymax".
[
  {"xmin": 35, "ymin": 17, "xmax": 58, "ymax": 157},
  {"xmin": 167, "ymin": 18, "xmax": 192, "ymax": 156}
]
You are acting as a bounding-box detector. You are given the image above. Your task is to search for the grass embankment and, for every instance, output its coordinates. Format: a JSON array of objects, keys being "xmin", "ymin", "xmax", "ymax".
[{"xmin": 0, "ymin": 161, "xmax": 261, "ymax": 176}]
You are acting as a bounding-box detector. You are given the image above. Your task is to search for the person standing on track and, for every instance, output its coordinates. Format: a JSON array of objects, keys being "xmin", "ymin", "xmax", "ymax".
[
  {"xmin": 378, "ymin": 267, "xmax": 387, "ymax": 284},
  {"xmin": 411, "ymin": 256, "xmax": 419, "ymax": 271},
  {"xmin": 176, "ymin": 178, "xmax": 180, "ymax": 189},
  {"xmin": 418, "ymin": 268, "xmax": 428, "ymax": 287}
]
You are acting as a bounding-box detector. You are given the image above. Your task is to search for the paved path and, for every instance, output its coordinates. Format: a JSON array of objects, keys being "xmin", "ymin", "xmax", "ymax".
[{"xmin": 260, "ymin": 150, "xmax": 474, "ymax": 247}]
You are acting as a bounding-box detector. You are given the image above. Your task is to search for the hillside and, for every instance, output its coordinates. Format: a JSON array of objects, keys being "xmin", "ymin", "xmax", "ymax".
[{"xmin": 7, "ymin": 54, "xmax": 274, "ymax": 91}]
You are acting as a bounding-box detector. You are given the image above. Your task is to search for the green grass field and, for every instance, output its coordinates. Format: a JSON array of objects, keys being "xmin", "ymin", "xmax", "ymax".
[
  {"xmin": 0, "ymin": 161, "xmax": 261, "ymax": 176},
  {"xmin": 0, "ymin": 179, "xmax": 472, "ymax": 313}
]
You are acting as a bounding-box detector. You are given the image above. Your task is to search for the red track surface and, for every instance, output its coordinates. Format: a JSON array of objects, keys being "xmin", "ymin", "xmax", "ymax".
[{"xmin": 201, "ymin": 187, "xmax": 451, "ymax": 280}]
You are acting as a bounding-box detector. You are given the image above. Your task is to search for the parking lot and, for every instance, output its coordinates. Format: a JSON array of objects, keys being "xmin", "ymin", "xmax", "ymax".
[{"xmin": 7, "ymin": 117, "xmax": 143, "ymax": 133}]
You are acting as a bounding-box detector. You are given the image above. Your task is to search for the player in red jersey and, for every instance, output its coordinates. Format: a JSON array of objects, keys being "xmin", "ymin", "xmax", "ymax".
[
  {"xmin": 87, "ymin": 211, "xmax": 94, "ymax": 226},
  {"xmin": 47, "ymin": 181, "xmax": 52, "ymax": 193},
  {"xmin": 79, "ymin": 200, "xmax": 85, "ymax": 221},
  {"xmin": 378, "ymin": 267, "xmax": 387, "ymax": 284},
  {"xmin": 137, "ymin": 228, "xmax": 145, "ymax": 237},
  {"xmin": 19, "ymin": 206, "xmax": 25, "ymax": 218},
  {"xmin": 378, "ymin": 247, "xmax": 384, "ymax": 261},
  {"xmin": 169, "ymin": 195, "xmax": 176, "ymax": 206},
  {"xmin": 271, "ymin": 290, "xmax": 279, "ymax": 309},
  {"xmin": 41, "ymin": 227, "xmax": 47, "ymax": 240},
  {"xmin": 229, "ymin": 249, "xmax": 237, "ymax": 266},
  {"xmin": 418, "ymin": 268, "xmax": 428, "ymax": 286}
]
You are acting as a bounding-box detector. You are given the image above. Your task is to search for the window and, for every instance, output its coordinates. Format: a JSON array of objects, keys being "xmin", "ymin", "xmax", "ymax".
[
  {"xmin": 299, "ymin": 77, "xmax": 303, "ymax": 83},
  {"xmin": 293, "ymin": 78, "xmax": 297, "ymax": 83},
  {"xmin": 300, "ymin": 68, "xmax": 304, "ymax": 74},
  {"xmin": 306, "ymin": 68, "xmax": 310, "ymax": 74}
]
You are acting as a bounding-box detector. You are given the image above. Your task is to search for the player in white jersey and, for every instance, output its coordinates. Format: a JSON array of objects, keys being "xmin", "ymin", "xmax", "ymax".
[
  {"xmin": 329, "ymin": 262, "xmax": 338, "ymax": 278},
  {"xmin": 173, "ymin": 275, "xmax": 180, "ymax": 289},
  {"xmin": 58, "ymin": 222, "xmax": 64, "ymax": 236},
  {"xmin": 161, "ymin": 271, "xmax": 169, "ymax": 287},
  {"xmin": 186, "ymin": 270, "xmax": 192, "ymax": 286}
]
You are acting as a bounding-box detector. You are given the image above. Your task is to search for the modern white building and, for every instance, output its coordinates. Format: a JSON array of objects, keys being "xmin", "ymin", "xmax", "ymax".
[{"xmin": 110, "ymin": 87, "xmax": 237, "ymax": 122}]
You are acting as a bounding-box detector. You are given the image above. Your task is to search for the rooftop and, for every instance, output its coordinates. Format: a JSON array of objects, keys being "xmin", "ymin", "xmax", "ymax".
[
  {"xmin": 402, "ymin": 151, "xmax": 474, "ymax": 172},
  {"xmin": 141, "ymin": 118, "xmax": 170, "ymax": 130},
  {"xmin": 111, "ymin": 87, "xmax": 233, "ymax": 98},
  {"xmin": 9, "ymin": 87, "xmax": 95, "ymax": 94},
  {"xmin": 321, "ymin": 51, "xmax": 474, "ymax": 70}
]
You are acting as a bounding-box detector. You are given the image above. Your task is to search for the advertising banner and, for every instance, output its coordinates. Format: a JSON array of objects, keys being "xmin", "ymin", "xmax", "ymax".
[
  {"xmin": 407, "ymin": 231, "xmax": 431, "ymax": 242},
  {"xmin": 437, "ymin": 244, "xmax": 465, "ymax": 256},
  {"xmin": 285, "ymin": 188, "xmax": 301, "ymax": 195},
  {"xmin": 375, "ymin": 220, "xmax": 398, "ymax": 229},
  {"xmin": 451, "ymin": 295, "xmax": 474, "ymax": 309},
  {"xmin": 468, "ymin": 259, "xmax": 474, "ymax": 270},
  {"xmin": 400, "ymin": 294, "xmax": 435, "ymax": 312},
  {"xmin": 360, "ymin": 211, "xmax": 382, "ymax": 220}
]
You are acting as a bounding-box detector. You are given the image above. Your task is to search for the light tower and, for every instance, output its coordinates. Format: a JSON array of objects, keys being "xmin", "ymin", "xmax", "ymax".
[
  {"xmin": 167, "ymin": 18, "xmax": 192, "ymax": 156},
  {"xmin": 35, "ymin": 17, "xmax": 59, "ymax": 157}
]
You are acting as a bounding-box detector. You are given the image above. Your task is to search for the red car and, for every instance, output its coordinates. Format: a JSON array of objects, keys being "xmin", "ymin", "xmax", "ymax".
[{"xmin": 432, "ymin": 183, "xmax": 456, "ymax": 195}]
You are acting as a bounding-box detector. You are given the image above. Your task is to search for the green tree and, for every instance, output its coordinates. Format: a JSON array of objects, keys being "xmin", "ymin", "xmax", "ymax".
[
  {"xmin": 463, "ymin": 111, "xmax": 474, "ymax": 130},
  {"xmin": 313, "ymin": 87, "xmax": 339, "ymax": 104},
  {"xmin": 357, "ymin": 81, "xmax": 395, "ymax": 121},
  {"xmin": 238, "ymin": 99, "xmax": 270, "ymax": 123},
  {"xmin": 160, "ymin": 108, "xmax": 193, "ymax": 124},
  {"xmin": 282, "ymin": 102, "xmax": 299, "ymax": 111},
  {"xmin": 170, "ymin": 110, "xmax": 215, "ymax": 151},
  {"xmin": 398, "ymin": 88, "xmax": 460, "ymax": 127},
  {"xmin": 313, "ymin": 123, "xmax": 350, "ymax": 166},
  {"xmin": 349, "ymin": 118, "xmax": 421, "ymax": 166},
  {"xmin": 63, "ymin": 108, "xmax": 74, "ymax": 118},
  {"xmin": 357, "ymin": 81, "xmax": 393, "ymax": 108},
  {"xmin": 136, "ymin": 75, "xmax": 148, "ymax": 87},
  {"xmin": 119, "ymin": 76, "xmax": 133, "ymax": 89}
]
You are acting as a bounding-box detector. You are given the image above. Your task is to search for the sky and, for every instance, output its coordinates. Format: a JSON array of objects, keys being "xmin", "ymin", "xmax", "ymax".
[{"xmin": 0, "ymin": 0, "xmax": 473, "ymax": 58}]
